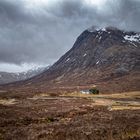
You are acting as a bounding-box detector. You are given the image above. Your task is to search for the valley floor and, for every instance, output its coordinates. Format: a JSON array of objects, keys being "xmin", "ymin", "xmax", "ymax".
[{"xmin": 0, "ymin": 91, "xmax": 140, "ymax": 140}]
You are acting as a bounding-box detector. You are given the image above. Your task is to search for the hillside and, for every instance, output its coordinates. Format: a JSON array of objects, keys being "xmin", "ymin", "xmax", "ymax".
[{"xmin": 1, "ymin": 27, "xmax": 140, "ymax": 93}]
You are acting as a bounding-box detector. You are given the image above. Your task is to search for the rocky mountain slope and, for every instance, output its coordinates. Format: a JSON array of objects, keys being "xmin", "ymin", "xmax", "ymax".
[
  {"xmin": 1, "ymin": 27, "xmax": 140, "ymax": 93},
  {"xmin": 0, "ymin": 67, "xmax": 47, "ymax": 84}
]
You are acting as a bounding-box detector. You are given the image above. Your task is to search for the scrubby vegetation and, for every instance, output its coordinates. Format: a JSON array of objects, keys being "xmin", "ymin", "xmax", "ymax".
[{"xmin": 0, "ymin": 91, "xmax": 140, "ymax": 140}]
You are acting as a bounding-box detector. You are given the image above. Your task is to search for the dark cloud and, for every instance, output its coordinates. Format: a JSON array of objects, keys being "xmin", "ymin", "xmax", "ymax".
[
  {"xmin": 0, "ymin": 0, "xmax": 33, "ymax": 25},
  {"xmin": 0, "ymin": 0, "xmax": 140, "ymax": 67}
]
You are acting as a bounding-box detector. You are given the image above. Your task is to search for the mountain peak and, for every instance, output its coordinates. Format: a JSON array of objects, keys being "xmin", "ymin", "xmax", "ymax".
[
  {"xmin": 86, "ymin": 26, "xmax": 140, "ymax": 44},
  {"xmin": 1, "ymin": 27, "xmax": 140, "ymax": 93},
  {"xmin": 87, "ymin": 26, "xmax": 121, "ymax": 33},
  {"xmin": 87, "ymin": 26, "xmax": 107, "ymax": 32}
]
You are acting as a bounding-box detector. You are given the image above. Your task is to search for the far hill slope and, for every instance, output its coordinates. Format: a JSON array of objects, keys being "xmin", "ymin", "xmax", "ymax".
[
  {"xmin": 1, "ymin": 27, "xmax": 140, "ymax": 93},
  {"xmin": 0, "ymin": 67, "xmax": 47, "ymax": 84}
]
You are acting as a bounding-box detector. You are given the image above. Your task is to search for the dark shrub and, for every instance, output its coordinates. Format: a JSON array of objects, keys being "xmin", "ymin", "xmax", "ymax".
[
  {"xmin": 89, "ymin": 88, "xmax": 99, "ymax": 94},
  {"xmin": 47, "ymin": 117, "xmax": 55, "ymax": 122}
]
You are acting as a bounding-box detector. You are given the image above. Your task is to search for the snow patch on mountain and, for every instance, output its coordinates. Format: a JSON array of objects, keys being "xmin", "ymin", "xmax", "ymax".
[
  {"xmin": 124, "ymin": 34, "xmax": 140, "ymax": 42},
  {"xmin": 83, "ymin": 53, "xmax": 87, "ymax": 57},
  {"xmin": 129, "ymin": 42, "xmax": 138, "ymax": 47},
  {"xmin": 96, "ymin": 61, "xmax": 100, "ymax": 64},
  {"xmin": 66, "ymin": 58, "xmax": 70, "ymax": 62}
]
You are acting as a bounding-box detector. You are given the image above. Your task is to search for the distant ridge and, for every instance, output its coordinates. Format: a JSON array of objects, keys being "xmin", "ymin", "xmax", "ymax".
[{"xmin": 0, "ymin": 66, "xmax": 47, "ymax": 84}]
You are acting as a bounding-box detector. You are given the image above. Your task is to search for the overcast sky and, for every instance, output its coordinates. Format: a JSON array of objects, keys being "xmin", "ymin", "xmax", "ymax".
[{"xmin": 0, "ymin": 0, "xmax": 140, "ymax": 72}]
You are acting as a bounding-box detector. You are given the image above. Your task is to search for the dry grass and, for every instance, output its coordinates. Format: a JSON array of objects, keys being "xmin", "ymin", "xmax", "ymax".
[
  {"xmin": 0, "ymin": 98, "xmax": 17, "ymax": 105},
  {"xmin": 60, "ymin": 91, "xmax": 100, "ymax": 97},
  {"xmin": 0, "ymin": 90, "xmax": 140, "ymax": 139},
  {"xmin": 60, "ymin": 91, "xmax": 140, "ymax": 98},
  {"xmin": 27, "ymin": 91, "xmax": 140, "ymax": 111},
  {"xmin": 111, "ymin": 105, "xmax": 140, "ymax": 110},
  {"xmin": 28, "ymin": 93, "xmax": 50, "ymax": 100},
  {"xmin": 60, "ymin": 91, "xmax": 140, "ymax": 111},
  {"xmin": 101, "ymin": 91, "xmax": 140, "ymax": 99}
]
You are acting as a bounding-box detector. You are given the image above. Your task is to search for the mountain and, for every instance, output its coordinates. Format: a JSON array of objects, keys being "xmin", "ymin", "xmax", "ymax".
[
  {"xmin": 0, "ymin": 66, "xmax": 47, "ymax": 85},
  {"xmin": 1, "ymin": 27, "xmax": 140, "ymax": 93}
]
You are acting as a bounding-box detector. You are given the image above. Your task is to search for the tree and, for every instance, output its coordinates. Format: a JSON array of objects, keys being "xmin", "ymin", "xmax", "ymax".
[{"xmin": 89, "ymin": 88, "xmax": 99, "ymax": 94}]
